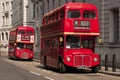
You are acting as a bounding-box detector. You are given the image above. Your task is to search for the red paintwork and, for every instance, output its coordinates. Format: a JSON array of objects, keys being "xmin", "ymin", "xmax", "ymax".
[
  {"xmin": 8, "ymin": 26, "xmax": 34, "ymax": 59},
  {"xmin": 63, "ymin": 48, "xmax": 99, "ymax": 67},
  {"xmin": 16, "ymin": 49, "xmax": 33, "ymax": 59},
  {"xmin": 40, "ymin": 2, "xmax": 100, "ymax": 70}
]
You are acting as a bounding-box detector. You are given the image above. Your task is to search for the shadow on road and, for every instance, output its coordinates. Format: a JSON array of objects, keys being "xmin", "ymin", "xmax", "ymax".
[{"xmin": 35, "ymin": 65, "xmax": 96, "ymax": 74}]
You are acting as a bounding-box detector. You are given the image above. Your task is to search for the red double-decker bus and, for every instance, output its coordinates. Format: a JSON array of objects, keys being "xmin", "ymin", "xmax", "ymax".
[
  {"xmin": 40, "ymin": 2, "xmax": 100, "ymax": 73},
  {"xmin": 8, "ymin": 26, "xmax": 35, "ymax": 60}
]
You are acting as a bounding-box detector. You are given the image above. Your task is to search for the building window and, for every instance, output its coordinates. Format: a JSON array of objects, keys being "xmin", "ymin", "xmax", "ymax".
[
  {"xmin": 47, "ymin": 0, "xmax": 49, "ymax": 12},
  {"xmin": 33, "ymin": 4, "xmax": 35, "ymax": 18},
  {"xmin": 2, "ymin": 3, "xmax": 5, "ymax": 11},
  {"xmin": 66, "ymin": 0, "xmax": 68, "ymax": 3},
  {"xmin": 6, "ymin": 2, "xmax": 9, "ymax": 10},
  {"xmin": 6, "ymin": 2, "xmax": 9, "ymax": 6},
  {"xmin": 112, "ymin": 8, "xmax": 119, "ymax": 43},
  {"xmin": 42, "ymin": 1, "xmax": 44, "ymax": 16},
  {"xmin": 2, "ymin": 16, "xmax": 5, "ymax": 27},
  {"xmin": 2, "ymin": 33, "xmax": 4, "ymax": 40},
  {"xmin": 11, "ymin": 15, "xmax": 13, "ymax": 25},
  {"xmin": 83, "ymin": 0, "xmax": 85, "ymax": 2},
  {"xmin": 36, "ymin": 7, "xmax": 39, "ymax": 20},
  {"xmin": 11, "ymin": 1, "xmax": 13, "ymax": 10},
  {"xmin": 113, "ymin": 9, "xmax": 119, "ymax": 43},
  {"xmin": 53, "ymin": 0, "xmax": 54, "ymax": 9},
  {"xmin": 59, "ymin": 0, "xmax": 60, "ymax": 6},
  {"xmin": 72, "ymin": 0, "xmax": 75, "ymax": 2},
  {"xmin": 6, "ymin": 32, "xmax": 8, "ymax": 40}
]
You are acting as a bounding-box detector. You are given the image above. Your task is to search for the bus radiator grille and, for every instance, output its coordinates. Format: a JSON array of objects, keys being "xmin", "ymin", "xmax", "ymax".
[
  {"xmin": 74, "ymin": 55, "xmax": 91, "ymax": 67},
  {"xmin": 21, "ymin": 52, "xmax": 29, "ymax": 59}
]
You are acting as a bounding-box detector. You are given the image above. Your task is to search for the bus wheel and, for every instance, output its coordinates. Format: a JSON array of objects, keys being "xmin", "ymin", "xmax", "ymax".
[
  {"xmin": 59, "ymin": 61, "xmax": 66, "ymax": 73},
  {"xmin": 43, "ymin": 57, "xmax": 48, "ymax": 69},
  {"xmin": 91, "ymin": 66, "xmax": 98, "ymax": 73},
  {"xmin": 8, "ymin": 56, "xmax": 12, "ymax": 60},
  {"xmin": 29, "ymin": 58, "xmax": 33, "ymax": 61}
]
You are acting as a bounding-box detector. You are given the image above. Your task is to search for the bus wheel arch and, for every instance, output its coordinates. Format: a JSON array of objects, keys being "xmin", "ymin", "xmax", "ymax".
[
  {"xmin": 91, "ymin": 66, "xmax": 99, "ymax": 73},
  {"xmin": 43, "ymin": 56, "xmax": 48, "ymax": 69},
  {"xmin": 58, "ymin": 56, "xmax": 66, "ymax": 73}
]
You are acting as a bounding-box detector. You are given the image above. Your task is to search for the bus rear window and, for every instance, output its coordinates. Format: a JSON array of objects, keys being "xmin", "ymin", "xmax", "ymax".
[
  {"xmin": 83, "ymin": 10, "xmax": 96, "ymax": 18},
  {"xmin": 67, "ymin": 10, "xmax": 80, "ymax": 18}
]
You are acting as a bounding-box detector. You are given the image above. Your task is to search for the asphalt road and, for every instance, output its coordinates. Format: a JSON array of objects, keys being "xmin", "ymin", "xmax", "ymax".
[
  {"xmin": 1, "ymin": 57, "xmax": 120, "ymax": 80},
  {"xmin": 0, "ymin": 58, "xmax": 48, "ymax": 80}
]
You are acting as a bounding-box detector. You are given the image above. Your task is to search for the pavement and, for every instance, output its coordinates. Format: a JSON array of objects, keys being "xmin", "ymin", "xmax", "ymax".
[{"xmin": 98, "ymin": 67, "xmax": 120, "ymax": 77}]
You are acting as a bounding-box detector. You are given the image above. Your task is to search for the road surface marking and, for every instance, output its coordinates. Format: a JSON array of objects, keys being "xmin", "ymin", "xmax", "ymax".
[
  {"xmin": 45, "ymin": 76, "xmax": 55, "ymax": 80},
  {"xmin": 30, "ymin": 71, "xmax": 40, "ymax": 76}
]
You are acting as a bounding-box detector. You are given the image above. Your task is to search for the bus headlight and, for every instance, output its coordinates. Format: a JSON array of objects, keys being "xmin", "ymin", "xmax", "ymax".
[
  {"xmin": 17, "ymin": 47, "xmax": 20, "ymax": 49},
  {"xmin": 66, "ymin": 57, "xmax": 71, "ymax": 62},
  {"xmin": 94, "ymin": 58, "xmax": 98, "ymax": 62}
]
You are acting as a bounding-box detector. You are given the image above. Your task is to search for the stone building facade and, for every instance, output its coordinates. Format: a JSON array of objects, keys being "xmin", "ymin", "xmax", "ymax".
[
  {"xmin": 0, "ymin": 0, "xmax": 13, "ymax": 55},
  {"xmin": 12, "ymin": 0, "xmax": 35, "ymax": 27},
  {"xmin": 86, "ymin": 0, "xmax": 120, "ymax": 68}
]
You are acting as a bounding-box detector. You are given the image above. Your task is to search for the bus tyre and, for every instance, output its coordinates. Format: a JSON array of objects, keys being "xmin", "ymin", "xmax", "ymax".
[
  {"xmin": 43, "ymin": 57, "xmax": 48, "ymax": 69},
  {"xmin": 29, "ymin": 58, "xmax": 33, "ymax": 61},
  {"xmin": 59, "ymin": 61, "xmax": 66, "ymax": 73},
  {"xmin": 8, "ymin": 56, "xmax": 12, "ymax": 59},
  {"xmin": 91, "ymin": 66, "xmax": 98, "ymax": 73}
]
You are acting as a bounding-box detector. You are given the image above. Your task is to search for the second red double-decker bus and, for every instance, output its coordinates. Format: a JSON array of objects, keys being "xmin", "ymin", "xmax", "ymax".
[
  {"xmin": 40, "ymin": 2, "xmax": 100, "ymax": 73},
  {"xmin": 8, "ymin": 26, "xmax": 35, "ymax": 60}
]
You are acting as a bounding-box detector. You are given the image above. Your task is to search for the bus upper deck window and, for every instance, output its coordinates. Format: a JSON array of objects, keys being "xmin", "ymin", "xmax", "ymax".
[
  {"xmin": 83, "ymin": 10, "xmax": 96, "ymax": 18},
  {"xmin": 67, "ymin": 10, "xmax": 80, "ymax": 18},
  {"xmin": 18, "ymin": 30, "xmax": 25, "ymax": 34}
]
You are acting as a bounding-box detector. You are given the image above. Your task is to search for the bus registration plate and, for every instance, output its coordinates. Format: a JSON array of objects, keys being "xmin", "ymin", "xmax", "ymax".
[{"xmin": 77, "ymin": 66, "xmax": 86, "ymax": 69}]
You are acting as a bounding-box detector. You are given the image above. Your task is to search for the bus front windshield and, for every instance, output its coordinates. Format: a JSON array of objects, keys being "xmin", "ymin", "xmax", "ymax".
[
  {"xmin": 81, "ymin": 36, "xmax": 95, "ymax": 51},
  {"xmin": 65, "ymin": 35, "xmax": 95, "ymax": 50},
  {"xmin": 66, "ymin": 35, "xmax": 80, "ymax": 48},
  {"xmin": 17, "ymin": 43, "xmax": 33, "ymax": 51}
]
